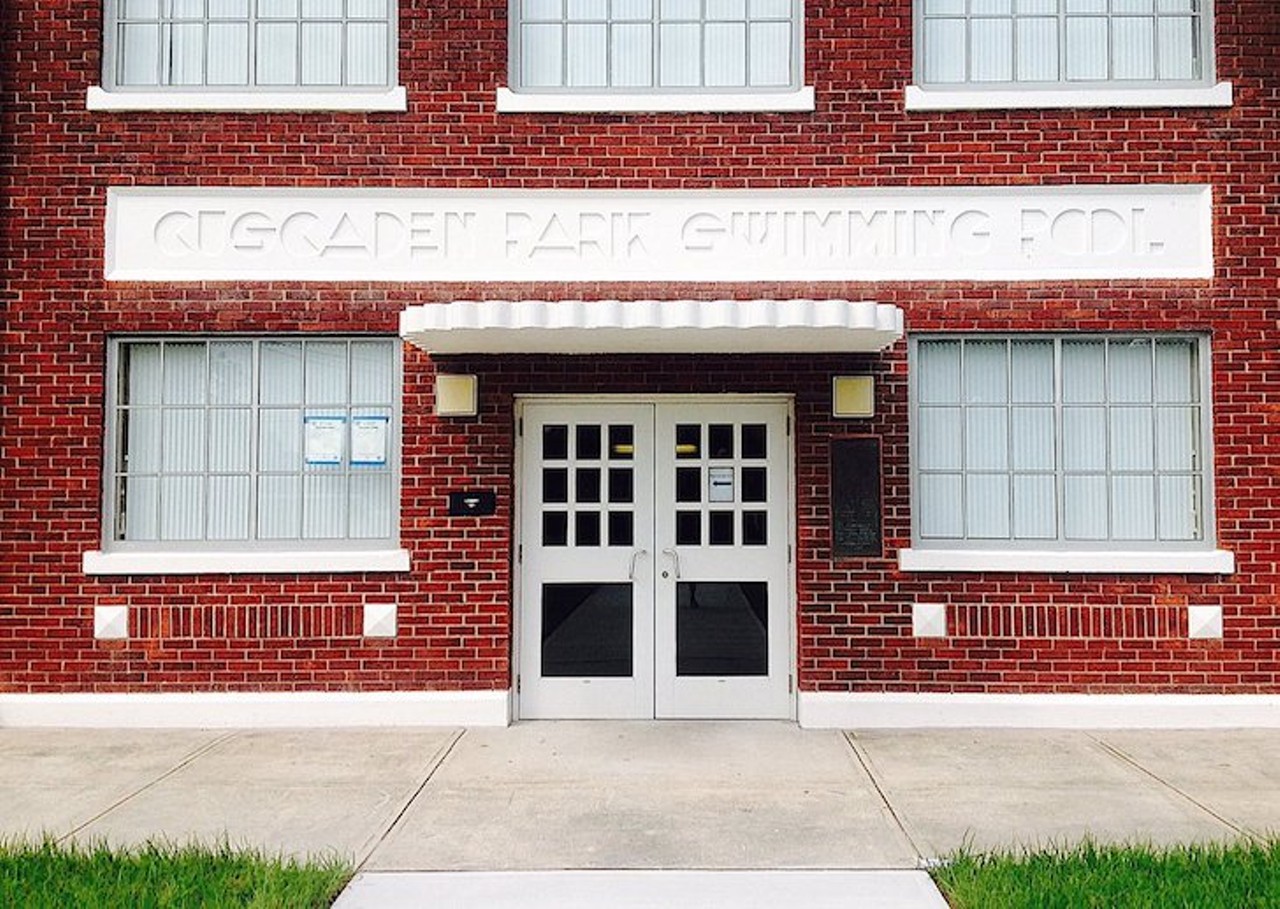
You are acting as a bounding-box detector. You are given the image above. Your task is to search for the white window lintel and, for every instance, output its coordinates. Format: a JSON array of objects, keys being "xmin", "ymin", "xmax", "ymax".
[
  {"xmin": 905, "ymin": 82, "xmax": 1233, "ymax": 112},
  {"xmin": 82, "ymin": 549, "xmax": 411, "ymax": 576},
  {"xmin": 496, "ymin": 86, "xmax": 816, "ymax": 114},
  {"xmin": 87, "ymin": 86, "xmax": 408, "ymax": 113},
  {"xmin": 898, "ymin": 548, "xmax": 1235, "ymax": 575}
]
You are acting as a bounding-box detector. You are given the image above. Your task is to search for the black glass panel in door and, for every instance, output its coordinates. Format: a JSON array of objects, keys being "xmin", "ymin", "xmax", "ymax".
[
  {"xmin": 676, "ymin": 582, "xmax": 768, "ymax": 676},
  {"xmin": 741, "ymin": 424, "xmax": 767, "ymax": 459},
  {"xmin": 543, "ymin": 424, "xmax": 569, "ymax": 460},
  {"xmin": 708, "ymin": 424, "xmax": 734, "ymax": 458},
  {"xmin": 609, "ymin": 424, "xmax": 634, "ymax": 459},
  {"xmin": 542, "ymin": 583, "xmax": 633, "ymax": 677},
  {"xmin": 675, "ymin": 424, "xmax": 700, "ymax": 458}
]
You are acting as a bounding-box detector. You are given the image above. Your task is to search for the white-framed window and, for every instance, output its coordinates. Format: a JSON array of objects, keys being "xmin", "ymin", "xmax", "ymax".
[
  {"xmin": 104, "ymin": 0, "xmax": 395, "ymax": 90},
  {"xmin": 910, "ymin": 335, "xmax": 1215, "ymax": 550},
  {"xmin": 90, "ymin": 1, "xmax": 407, "ymax": 110},
  {"xmin": 907, "ymin": 0, "xmax": 1232, "ymax": 110},
  {"xmin": 103, "ymin": 336, "xmax": 400, "ymax": 552},
  {"xmin": 503, "ymin": 0, "xmax": 809, "ymax": 109}
]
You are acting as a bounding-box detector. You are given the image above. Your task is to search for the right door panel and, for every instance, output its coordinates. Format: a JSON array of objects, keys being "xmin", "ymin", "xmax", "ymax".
[{"xmin": 653, "ymin": 402, "xmax": 792, "ymax": 719}]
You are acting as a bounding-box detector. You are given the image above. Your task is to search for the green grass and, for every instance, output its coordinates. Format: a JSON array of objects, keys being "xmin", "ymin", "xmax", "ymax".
[
  {"xmin": 0, "ymin": 839, "xmax": 352, "ymax": 908},
  {"xmin": 932, "ymin": 837, "xmax": 1280, "ymax": 909}
]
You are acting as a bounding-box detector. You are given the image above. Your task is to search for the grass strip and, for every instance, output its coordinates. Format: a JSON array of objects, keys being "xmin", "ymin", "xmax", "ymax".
[
  {"xmin": 932, "ymin": 837, "xmax": 1280, "ymax": 909},
  {"xmin": 0, "ymin": 838, "xmax": 352, "ymax": 909}
]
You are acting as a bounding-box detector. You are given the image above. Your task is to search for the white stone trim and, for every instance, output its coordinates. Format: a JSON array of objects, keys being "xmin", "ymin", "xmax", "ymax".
[
  {"xmin": 0, "ymin": 690, "xmax": 511, "ymax": 728},
  {"xmin": 1188, "ymin": 605, "xmax": 1224, "ymax": 640},
  {"xmin": 911, "ymin": 603, "xmax": 947, "ymax": 638},
  {"xmin": 904, "ymin": 82, "xmax": 1233, "ymax": 112},
  {"xmin": 86, "ymin": 86, "xmax": 408, "ymax": 112},
  {"xmin": 495, "ymin": 86, "xmax": 815, "ymax": 113},
  {"xmin": 93, "ymin": 605, "xmax": 129, "ymax": 641},
  {"xmin": 898, "ymin": 548, "xmax": 1235, "ymax": 575},
  {"xmin": 82, "ymin": 549, "xmax": 411, "ymax": 576},
  {"xmin": 363, "ymin": 602, "xmax": 399, "ymax": 638},
  {"xmin": 799, "ymin": 692, "xmax": 1280, "ymax": 729}
]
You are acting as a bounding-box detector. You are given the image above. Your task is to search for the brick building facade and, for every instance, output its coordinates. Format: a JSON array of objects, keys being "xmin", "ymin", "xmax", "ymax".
[{"xmin": 1, "ymin": 1, "xmax": 1276, "ymax": 726}]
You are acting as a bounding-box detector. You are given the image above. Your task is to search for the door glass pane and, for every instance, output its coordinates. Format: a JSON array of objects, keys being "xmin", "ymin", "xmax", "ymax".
[
  {"xmin": 608, "ymin": 467, "xmax": 634, "ymax": 503},
  {"xmin": 676, "ymin": 581, "xmax": 767, "ymax": 676},
  {"xmin": 676, "ymin": 467, "xmax": 701, "ymax": 502},
  {"xmin": 676, "ymin": 510, "xmax": 701, "ymax": 545},
  {"xmin": 741, "ymin": 423, "xmax": 767, "ymax": 459},
  {"xmin": 576, "ymin": 467, "xmax": 602, "ymax": 503},
  {"xmin": 708, "ymin": 424, "xmax": 734, "ymax": 458},
  {"xmin": 543, "ymin": 467, "xmax": 569, "ymax": 503},
  {"xmin": 575, "ymin": 510, "xmax": 601, "ymax": 546},
  {"xmin": 543, "ymin": 424, "xmax": 569, "ymax": 460},
  {"xmin": 542, "ymin": 583, "xmax": 633, "ymax": 677},
  {"xmin": 742, "ymin": 511, "xmax": 767, "ymax": 545},
  {"xmin": 608, "ymin": 511, "xmax": 635, "ymax": 546},
  {"xmin": 741, "ymin": 466, "xmax": 767, "ymax": 502},
  {"xmin": 576, "ymin": 424, "xmax": 602, "ymax": 459},
  {"xmin": 609, "ymin": 424, "xmax": 635, "ymax": 459},
  {"xmin": 543, "ymin": 511, "xmax": 569, "ymax": 546},
  {"xmin": 675, "ymin": 424, "xmax": 700, "ymax": 458},
  {"xmin": 709, "ymin": 510, "xmax": 734, "ymax": 545}
]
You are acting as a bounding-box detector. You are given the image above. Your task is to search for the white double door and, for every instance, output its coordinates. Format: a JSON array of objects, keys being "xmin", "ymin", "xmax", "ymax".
[{"xmin": 518, "ymin": 398, "xmax": 792, "ymax": 720}]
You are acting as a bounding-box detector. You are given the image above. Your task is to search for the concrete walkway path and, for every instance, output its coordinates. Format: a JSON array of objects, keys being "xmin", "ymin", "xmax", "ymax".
[{"xmin": 2, "ymin": 723, "xmax": 1277, "ymax": 906}]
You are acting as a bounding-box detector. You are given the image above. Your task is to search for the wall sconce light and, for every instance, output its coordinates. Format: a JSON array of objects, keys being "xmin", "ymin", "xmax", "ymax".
[
  {"xmin": 832, "ymin": 376, "xmax": 874, "ymax": 418},
  {"xmin": 435, "ymin": 374, "xmax": 478, "ymax": 417}
]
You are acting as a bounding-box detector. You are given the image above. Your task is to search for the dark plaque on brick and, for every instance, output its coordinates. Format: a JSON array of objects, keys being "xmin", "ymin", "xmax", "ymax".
[{"xmin": 831, "ymin": 438, "xmax": 882, "ymax": 558}]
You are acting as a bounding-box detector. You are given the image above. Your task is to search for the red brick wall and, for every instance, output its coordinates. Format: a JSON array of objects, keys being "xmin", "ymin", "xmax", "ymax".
[{"xmin": 1, "ymin": 1, "xmax": 1277, "ymax": 694}]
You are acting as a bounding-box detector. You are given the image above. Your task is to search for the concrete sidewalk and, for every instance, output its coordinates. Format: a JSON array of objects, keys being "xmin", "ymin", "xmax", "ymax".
[{"xmin": 2, "ymin": 724, "xmax": 1277, "ymax": 906}]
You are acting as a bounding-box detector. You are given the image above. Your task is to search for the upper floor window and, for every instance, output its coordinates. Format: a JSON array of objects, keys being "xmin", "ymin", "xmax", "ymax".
[
  {"xmin": 103, "ymin": 0, "xmax": 395, "ymax": 91},
  {"xmin": 916, "ymin": 0, "xmax": 1212, "ymax": 89},
  {"xmin": 510, "ymin": 0, "xmax": 801, "ymax": 93}
]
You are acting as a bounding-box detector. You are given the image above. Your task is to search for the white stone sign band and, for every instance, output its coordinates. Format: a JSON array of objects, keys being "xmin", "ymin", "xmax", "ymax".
[{"xmin": 105, "ymin": 186, "xmax": 1213, "ymax": 282}]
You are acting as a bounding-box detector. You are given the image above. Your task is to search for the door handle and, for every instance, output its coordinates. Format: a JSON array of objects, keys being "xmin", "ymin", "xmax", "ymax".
[
  {"xmin": 628, "ymin": 549, "xmax": 647, "ymax": 580},
  {"xmin": 661, "ymin": 548, "xmax": 681, "ymax": 579}
]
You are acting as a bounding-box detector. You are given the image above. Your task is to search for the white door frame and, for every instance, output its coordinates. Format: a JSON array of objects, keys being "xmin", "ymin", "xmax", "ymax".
[{"xmin": 513, "ymin": 394, "xmax": 797, "ymax": 721}]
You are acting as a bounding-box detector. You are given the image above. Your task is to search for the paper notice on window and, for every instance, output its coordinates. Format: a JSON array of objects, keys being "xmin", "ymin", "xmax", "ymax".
[
  {"xmin": 304, "ymin": 416, "xmax": 345, "ymax": 466},
  {"xmin": 351, "ymin": 416, "xmax": 390, "ymax": 466},
  {"xmin": 708, "ymin": 467, "xmax": 735, "ymax": 503}
]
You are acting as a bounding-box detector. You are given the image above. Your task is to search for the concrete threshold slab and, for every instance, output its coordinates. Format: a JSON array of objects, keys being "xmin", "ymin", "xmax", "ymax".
[{"xmin": 333, "ymin": 870, "xmax": 950, "ymax": 909}]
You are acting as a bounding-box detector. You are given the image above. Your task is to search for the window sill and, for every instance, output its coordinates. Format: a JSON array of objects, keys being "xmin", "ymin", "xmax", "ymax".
[
  {"xmin": 495, "ymin": 86, "xmax": 816, "ymax": 113},
  {"xmin": 82, "ymin": 548, "xmax": 411, "ymax": 576},
  {"xmin": 904, "ymin": 82, "xmax": 1233, "ymax": 111},
  {"xmin": 86, "ymin": 86, "xmax": 408, "ymax": 112},
  {"xmin": 898, "ymin": 548, "xmax": 1235, "ymax": 575}
]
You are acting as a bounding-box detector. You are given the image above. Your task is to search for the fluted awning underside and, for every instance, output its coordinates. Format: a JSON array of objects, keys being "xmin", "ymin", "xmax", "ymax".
[{"xmin": 400, "ymin": 299, "xmax": 904, "ymax": 354}]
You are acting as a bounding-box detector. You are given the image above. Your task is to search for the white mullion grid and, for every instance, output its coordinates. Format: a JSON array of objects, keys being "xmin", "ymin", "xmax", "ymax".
[
  {"xmin": 1148, "ymin": 338, "xmax": 1163, "ymax": 540},
  {"xmin": 699, "ymin": 0, "xmax": 709, "ymax": 88},
  {"xmin": 1004, "ymin": 340, "xmax": 1015, "ymax": 543},
  {"xmin": 294, "ymin": 338, "xmax": 309, "ymax": 542},
  {"xmin": 153, "ymin": 340, "xmax": 169, "ymax": 539},
  {"xmin": 958, "ymin": 339, "xmax": 970, "ymax": 540},
  {"xmin": 343, "ymin": 339, "xmax": 354, "ymax": 540},
  {"xmin": 201, "ymin": 340, "xmax": 213, "ymax": 541},
  {"xmin": 1053, "ymin": 337, "xmax": 1066, "ymax": 544},
  {"xmin": 1102, "ymin": 337, "xmax": 1115, "ymax": 540},
  {"xmin": 249, "ymin": 339, "xmax": 264, "ymax": 547},
  {"xmin": 295, "ymin": 4, "xmax": 305, "ymax": 87}
]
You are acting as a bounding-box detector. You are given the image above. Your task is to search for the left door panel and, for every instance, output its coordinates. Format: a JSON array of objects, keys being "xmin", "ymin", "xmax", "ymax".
[{"xmin": 518, "ymin": 403, "xmax": 655, "ymax": 719}]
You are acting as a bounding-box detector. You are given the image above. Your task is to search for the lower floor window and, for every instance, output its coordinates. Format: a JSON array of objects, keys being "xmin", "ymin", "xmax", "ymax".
[
  {"xmin": 107, "ymin": 336, "xmax": 399, "ymax": 548},
  {"xmin": 911, "ymin": 334, "xmax": 1212, "ymax": 548}
]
